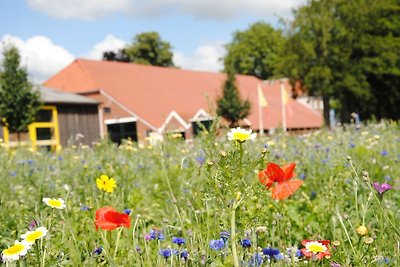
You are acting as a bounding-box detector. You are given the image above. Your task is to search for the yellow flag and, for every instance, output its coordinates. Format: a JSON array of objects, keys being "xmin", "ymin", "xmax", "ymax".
[
  {"xmin": 258, "ymin": 84, "xmax": 268, "ymax": 107},
  {"xmin": 281, "ymin": 83, "xmax": 289, "ymax": 106}
]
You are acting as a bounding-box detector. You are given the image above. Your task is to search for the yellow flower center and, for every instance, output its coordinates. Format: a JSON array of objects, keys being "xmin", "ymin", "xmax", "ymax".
[
  {"xmin": 306, "ymin": 242, "xmax": 327, "ymax": 254},
  {"xmin": 26, "ymin": 231, "xmax": 43, "ymax": 243},
  {"xmin": 232, "ymin": 132, "xmax": 250, "ymax": 142},
  {"xmin": 3, "ymin": 244, "xmax": 25, "ymax": 256},
  {"xmin": 47, "ymin": 199, "xmax": 62, "ymax": 207}
]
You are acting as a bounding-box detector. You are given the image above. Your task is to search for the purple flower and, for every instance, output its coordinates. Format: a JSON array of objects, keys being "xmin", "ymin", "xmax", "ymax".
[
  {"xmin": 241, "ymin": 238, "xmax": 252, "ymax": 248},
  {"xmin": 28, "ymin": 220, "xmax": 37, "ymax": 231},
  {"xmin": 381, "ymin": 150, "xmax": 388, "ymax": 156},
  {"xmin": 209, "ymin": 239, "xmax": 225, "ymax": 250},
  {"xmin": 330, "ymin": 262, "xmax": 342, "ymax": 267},
  {"xmin": 172, "ymin": 237, "xmax": 186, "ymax": 246},
  {"xmin": 123, "ymin": 209, "xmax": 131, "ymax": 215},
  {"xmin": 373, "ymin": 182, "xmax": 392, "ymax": 195}
]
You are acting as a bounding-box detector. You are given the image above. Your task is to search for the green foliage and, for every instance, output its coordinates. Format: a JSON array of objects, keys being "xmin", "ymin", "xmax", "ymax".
[
  {"xmin": 278, "ymin": 0, "xmax": 400, "ymax": 124},
  {"xmin": 103, "ymin": 32, "xmax": 174, "ymax": 67},
  {"xmin": 223, "ymin": 22, "xmax": 285, "ymax": 80},
  {"xmin": 0, "ymin": 46, "xmax": 41, "ymax": 135},
  {"xmin": 216, "ymin": 67, "xmax": 251, "ymax": 127}
]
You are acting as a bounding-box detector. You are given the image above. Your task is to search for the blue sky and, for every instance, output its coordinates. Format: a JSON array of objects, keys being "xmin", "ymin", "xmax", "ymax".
[{"xmin": 0, "ymin": 0, "xmax": 304, "ymax": 82}]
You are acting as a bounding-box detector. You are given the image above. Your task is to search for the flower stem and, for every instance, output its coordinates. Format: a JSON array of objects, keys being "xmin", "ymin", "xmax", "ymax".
[{"xmin": 231, "ymin": 205, "xmax": 239, "ymax": 267}]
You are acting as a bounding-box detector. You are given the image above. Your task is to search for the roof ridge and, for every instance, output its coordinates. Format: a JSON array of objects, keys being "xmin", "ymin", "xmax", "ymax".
[{"xmin": 75, "ymin": 58, "xmax": 262, "ymax": 82}]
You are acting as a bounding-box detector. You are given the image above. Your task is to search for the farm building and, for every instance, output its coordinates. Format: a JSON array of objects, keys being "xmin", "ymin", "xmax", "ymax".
[
  {"xmin": 44, "ymin": 59, "xmax": 323, "ymax": 143},
  {"xmin": 1, "ymin": 86, "xmax": 100, "ymax": 150}
]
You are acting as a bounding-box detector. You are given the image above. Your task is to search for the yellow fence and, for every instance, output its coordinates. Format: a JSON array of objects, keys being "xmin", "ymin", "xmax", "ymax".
[{"xmin": 2, "ymin": 106, "xmax": 60, "ymax": 151}]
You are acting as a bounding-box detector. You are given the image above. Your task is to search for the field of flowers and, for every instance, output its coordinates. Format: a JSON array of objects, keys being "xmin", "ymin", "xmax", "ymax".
[{"xmin": 1, "ymin": 122, "xmax": 399, "ymax": 266}]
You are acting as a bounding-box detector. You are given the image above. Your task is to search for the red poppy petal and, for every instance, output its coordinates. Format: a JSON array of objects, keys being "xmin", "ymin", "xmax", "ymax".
[
  {"xmin": 282, "ymin": 163, "xmax": 296, "ymax": 180},
  {"xmin": 95, "ymin": 220, "xmax": 118, "ymax": 231},
  {"xmin": 96, "ymin": 206, "xmax": 116, "ymax": 220},
  {"xmin": 271, "ymin": 180, "xmax": 303, "ymax": 200},
  {"xmin": 266, "ymin": 163, "xmax": 285, "ymax": 182},
  {"xmin": 318, "ymin": 240, "xmax": 331, "ymax": 246}
]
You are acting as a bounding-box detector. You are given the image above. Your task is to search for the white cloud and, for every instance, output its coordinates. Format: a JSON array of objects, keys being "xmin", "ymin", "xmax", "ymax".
[
  {"xmin": 28, "ymin": 0, "xmax": 305, "ymax": 21},
  {"xmin": 27, "ymin": 0, "xmax": 132, "ymax": 20},
  {"xmin": 0, "ymin": 35, "xmax": 75, "ymax": 83},
  {"xmin": 173, "ymin": 42, "xmax": 225, "ymax": 73},
  {"xmin": 86, "ymin": 34, "xmax": 126, "ymax": 60}
]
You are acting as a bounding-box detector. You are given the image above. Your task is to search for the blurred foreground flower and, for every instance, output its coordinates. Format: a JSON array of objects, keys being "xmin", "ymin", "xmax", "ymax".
[
  {"xmin": 1, "ymin": 240, "xmax": 31, "ymax": 262},
  {"xmin": 95, "ymin": 206, "xmax": 131, "ymax": 231},
  {"xmin": 227, "ymin": 127, "xmax": 256, "ymax": 142},
  {"xmin": 21, "ymin": 226, "xmax": 48, "ymax": 245},
  {"xmin": 300, "ymin": 240, "xmax": 331, "ymax": 259},
  {"xmin": 96, "ymin": 175, "xmax": 117, "ymax": 193},
  {"xmin": 42, "ymin": 198, "xmax": 66, "ymax": 209}
]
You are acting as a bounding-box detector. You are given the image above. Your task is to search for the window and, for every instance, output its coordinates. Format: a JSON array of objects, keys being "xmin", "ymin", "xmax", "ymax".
[
  {"xmin": 107, "ymin": 121, "xmax": 137, "ymax": 144},
  {"xmin": 103, "ymin": 107, "xmax": 111, "ymax": 114},
  {"xmin": 192, "ymin": 119, "xmax": 213, "ymax": 136}
]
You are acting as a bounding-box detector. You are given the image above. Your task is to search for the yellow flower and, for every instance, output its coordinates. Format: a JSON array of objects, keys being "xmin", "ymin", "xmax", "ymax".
[
  {"xmin": 1, "ymin": 240, "xmax": 31, "ymax": 262},
  {"xmin": 42, "ymin": 198, "xmax": 66, "ymax": 209},
  {"xmin": 356, "ymin": 225, "xmax": 368, "ymax": 236},
  {"xmin": 20, "ymin": 227, "xmax": 48, "ymax": 245},
  {"xmin": 96, "ymin": 175, "xmax": 117, "ymax": 193},
  {"xmin": 227, "ymin": 127, "xmax": 256, "ymax": 142}
]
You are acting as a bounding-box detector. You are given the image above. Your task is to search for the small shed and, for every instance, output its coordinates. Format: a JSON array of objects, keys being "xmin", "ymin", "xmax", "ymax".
[{"xmin": 1, "ymin": 86, "xmax": 100, "ymax": 150}]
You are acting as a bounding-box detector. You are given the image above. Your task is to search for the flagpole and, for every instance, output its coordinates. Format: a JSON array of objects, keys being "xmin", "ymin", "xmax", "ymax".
[
  {"xmin": 259, "ymin": 100, "xmax": 264, "ymax": 135},
  {"xmin": 281, "ymin": 84, "xmax": 287, "ymax": 133}
]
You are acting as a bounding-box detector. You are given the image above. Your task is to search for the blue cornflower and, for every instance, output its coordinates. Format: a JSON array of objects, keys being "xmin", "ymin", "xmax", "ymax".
[
  {"xmin": 159, "ymin": 248, "xmax": 178, "ymax": 259},
  {"xmin": 123, "ymin": 209, "xmax": 131, "ymax": 215},
  {"xmin": 241, "ymin": 239, "xmax": 252, "ymax": 248},
  {"xmin": 196, "ymin": 156, "xmax": 206, "ymax": 166},
  {"xmin": 350, "ymin": 143, "xmax": 355, "ymax": 148},
  {"xmin": 299, "ymin": 173, "xmax": 306, "ymax": 180},
  {"xmin": 80, "ymin": 205, "xmax": 91, "ymax": 211},
  {"xmin": 92, "ymin": 246, "xmax": 103, "ymax": 256},
  {"xmin": 180, "ymin": 250, "xmax": 189, "ymax": 261},
  {"xmin": 262, "ymin": 247, "xmax": 285, "ymax": 260},
  {"xmin": 220, "ymin": 231, "xmax": 230, "ymax": 242},
  {"xmin": 172, "ymin": 237, "xmax": 186, "ymax": 246},
  {"xmin": 209, "ymin": 239, "xmax": 225, "ymax": 250},
  {"xmin": 10, "ymin": 171, "xmax": 17, "ymax": 177},
  {"xmin": 381, "ymin": 150, "xmax": 388, "ymax": 156},
  {"xmin": 149, "ymin": 229, "xmax": 165, "ymax": 241},
  {"xmin": 286, "ymin": 248, "xmax": 302, "ymax": 258},
  {"xmin": 248, "ymin": 253, "xmax": 263, "ymax": 266}
]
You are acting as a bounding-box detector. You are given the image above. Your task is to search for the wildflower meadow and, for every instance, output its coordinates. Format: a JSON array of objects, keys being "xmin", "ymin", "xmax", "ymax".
[{"xmin": 1, "ymin": 122, "xmax": 399, "ymax": 266}]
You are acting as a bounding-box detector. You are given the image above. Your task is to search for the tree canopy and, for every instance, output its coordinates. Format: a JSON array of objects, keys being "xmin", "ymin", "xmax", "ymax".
[
  {"xmin": 0, "ymin": 46, "xmax": 41, "ymax": 137},
  {"xmin": 223, "ymin": 22, "xmax": 285, "ymax": 80},
  {"xmin": 217, "ymin": 66, "xmax": 251, "ymax": 127},
  {"xmin": 277, "ymin": 0, "xmax": 400, "ymax": 124},
  {"xmin": 103, "ymin": 32, "xmax": 174, "ymax": 67}
]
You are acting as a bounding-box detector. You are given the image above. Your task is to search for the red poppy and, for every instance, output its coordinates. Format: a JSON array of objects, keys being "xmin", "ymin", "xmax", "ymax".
[
  {"xmin": 258, "ymin": 162, "xmax": 303, "ymax": 200},
  {"xmin": 300, "ymin": 240, "xmax": 331, "ymax": 259},
  {"xmin": 95, "ymin": 206, "xmax": 131, "ymax": 231}
]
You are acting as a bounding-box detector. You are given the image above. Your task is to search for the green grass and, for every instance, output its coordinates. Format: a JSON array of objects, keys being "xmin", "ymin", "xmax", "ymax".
[{"xmin": 0, "ymin": 122, "xmax": 399, "ymax": 266}]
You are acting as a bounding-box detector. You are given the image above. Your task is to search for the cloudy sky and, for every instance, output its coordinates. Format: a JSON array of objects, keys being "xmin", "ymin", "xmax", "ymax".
[{"xmin": 0, "ymin": 0, "xmax": 305, "ymax": 82}]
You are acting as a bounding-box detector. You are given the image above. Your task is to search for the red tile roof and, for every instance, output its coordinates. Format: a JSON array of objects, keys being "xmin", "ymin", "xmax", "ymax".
[{"xmin": 44, "ymin": 59, "xmax": 323, "ymax": 130}]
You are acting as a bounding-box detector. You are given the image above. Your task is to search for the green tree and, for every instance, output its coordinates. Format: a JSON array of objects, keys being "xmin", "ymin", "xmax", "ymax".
[
  {"xmin": 217, "ymin": 67, "xmax": 251, "ymax": 127},
  {"xmin": 224, "ymin": 22, "xmax": 285, "ymax": 80},
  {"xmin": 0, "ymin": 46, "xmax": 41, "ymax": 141},
  {"xmin": 278, "ymin": 0, "xmax": 400, "ymax": 124},
  {"xmin": 103, "ymin": 32, "xmax": 174, "ymax": 67}
]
